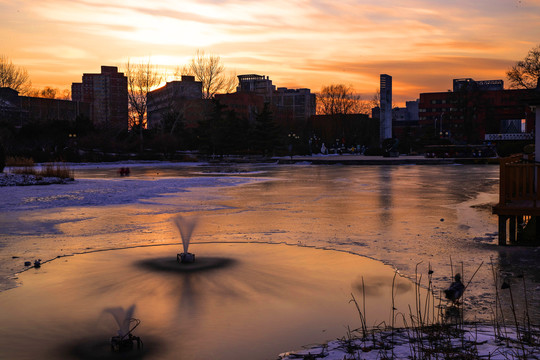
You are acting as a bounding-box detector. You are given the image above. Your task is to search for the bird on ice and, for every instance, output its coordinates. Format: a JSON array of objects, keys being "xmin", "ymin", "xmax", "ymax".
[{"xmin": 444, "ymin": 273, "xmax": 465, "ymax": 304}]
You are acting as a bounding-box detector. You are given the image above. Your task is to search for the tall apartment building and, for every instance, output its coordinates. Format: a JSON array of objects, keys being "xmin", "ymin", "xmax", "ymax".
[
  {"xmin": 234, "ymin": 74, "xmax": 316, "ymax": 127},
  {"xmin": 147, "ymin": 76, "xmax": 203, "ymax": 129},
  {"xmin": 237, "ymin": 74, "xmax": 275, "ymax": 102},
  {"xmin": 72, "ymin": 66, "xmax": 128, "ymax": 130},
  {"xmin": 380, "ymin": 74, "xmax": 392, "ymax": 142},
  {"xmin": 274, "ymin": 87, "xmax": 316, "ymax": 124}
]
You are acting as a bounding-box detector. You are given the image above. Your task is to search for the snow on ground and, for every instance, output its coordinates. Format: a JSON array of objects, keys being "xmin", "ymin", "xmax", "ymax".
[
  {"xmin": 0, "ymin": 172, "xmax": 73, "ymax": 186},
  {"xmin": 0, "ymin": 168, "xmax": 266, "ymax": 212},
  {"xmin": 279, "ymin": 324, "xmax": 540, "ymax": 359}
]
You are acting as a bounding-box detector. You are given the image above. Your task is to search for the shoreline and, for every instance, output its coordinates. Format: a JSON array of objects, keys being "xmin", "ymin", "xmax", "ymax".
[
  {"xmin": 273, "ymin": 154, "xmax": 499, "ymax": 165},
  {"xmin": 0, "ymin": 172, "xmax": 74, "ymax": 186},
  {"xmin": 279, "ymin": 322, "xmax": 540, "ymax": 359},
  {"xmin": 0, "ymin": 156, "xmax": 498, "ymax": 186}
]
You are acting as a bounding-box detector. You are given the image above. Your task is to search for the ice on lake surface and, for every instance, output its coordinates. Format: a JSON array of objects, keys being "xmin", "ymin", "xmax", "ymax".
[
  {"xmin": 0, "ymin": 242, "xmax": 424, "ymax": 359},
  {"xmin": 1, "ymin": 162, "xmax": 540, "ymax": 358}
]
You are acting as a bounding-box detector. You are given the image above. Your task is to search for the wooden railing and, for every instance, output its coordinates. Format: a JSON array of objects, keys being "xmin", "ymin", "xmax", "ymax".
[{"xmin": 499, "ymin": 154, "xmax": 540, "ymax": 207}]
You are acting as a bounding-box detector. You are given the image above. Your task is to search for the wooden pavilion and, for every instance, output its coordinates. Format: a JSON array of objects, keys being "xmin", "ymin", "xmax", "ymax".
[{"xmin": 493, "ymin": 90, "xmax": 540, "ymax": 245}]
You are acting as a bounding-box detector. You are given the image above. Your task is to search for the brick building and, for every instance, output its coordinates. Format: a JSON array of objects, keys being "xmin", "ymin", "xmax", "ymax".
[
  {"xmin": 72, "ymin": 66, "xmax": 128, "ymax": 130},
  {"xmin": 274, "ymin": 87, "xmax": 316, "ymax": 127},
  {"xmin": 214, "ymin": 92, "xmax": 265, "ymax": 123},
  {"xmin": 234, "ymin": 74, "xmax": 316, "ymax": 129},
  {"xmin": 237, "ymin": 74, "xmax": 275, "ymax": 102},
  {"xmin": 147, "ymin": 76, "xmax": 203, "ymax": 129},
  {"xmin": 0, "ymin": 87, "xmax": 90, "ymax": 127},
  {"xmin": 419, "ymin": 78, "xmax": 537, "ymax": 144}
]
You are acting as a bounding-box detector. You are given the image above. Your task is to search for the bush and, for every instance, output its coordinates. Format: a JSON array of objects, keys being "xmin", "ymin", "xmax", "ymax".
[
  {"xmin": 6, "ymin": 156, "xmax": 34, "ymax": 167},
  {"xmin": 10, "ymin": 163, "xmax": 74, "ymax": 179}
]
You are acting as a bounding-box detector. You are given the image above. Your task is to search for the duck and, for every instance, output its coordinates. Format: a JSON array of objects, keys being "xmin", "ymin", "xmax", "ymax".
[{"xmin": 444, "ymin": 273, "xmax": 465, "ymax": 304}]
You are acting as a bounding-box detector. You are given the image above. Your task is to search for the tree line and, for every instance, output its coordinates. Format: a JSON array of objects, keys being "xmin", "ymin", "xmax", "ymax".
[
  {"xmin": 1, "ymin": 45, "xmax": 539, "ymax": 162},
  {"xmin": 0, "ymin": 96, "xmax": 300, "ymax": 162}
]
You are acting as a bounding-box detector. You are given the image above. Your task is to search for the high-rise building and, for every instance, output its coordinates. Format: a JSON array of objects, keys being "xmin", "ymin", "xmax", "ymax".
[
  {"xmin": 72, "ymin": 66, "xmax": 128, "ymax": 130},
  {"xmin": 147, "ymin": 76, "xmax": 203, "ymax": 129},
  {"xmin": 237, "ymin": 74, "xmax": 275, "ymax": 102},
  {"xmin": 235, "ymin": 74, "xmax": 316, "ymax": 126},
  {"xmin": 380, "ymin": 74, "xmax": 392, "ymax": 142},
  {"xmin": 274, "ymin": 87, "xmax": 316, "ymax": 125}
]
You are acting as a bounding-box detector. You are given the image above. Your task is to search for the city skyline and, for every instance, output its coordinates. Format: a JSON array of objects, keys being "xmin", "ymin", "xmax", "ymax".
[{"xmin": 1, "ymin": 0, "xmax": 539, "ymax": 106}]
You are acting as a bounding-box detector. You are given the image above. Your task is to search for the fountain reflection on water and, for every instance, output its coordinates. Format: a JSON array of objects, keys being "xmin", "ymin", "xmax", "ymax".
[
  {"xmin": 0, "ymin": 242, "xmax": 421, "ymax": 360},
  {"xmin": 3, "ymin": 163, "xmax": 540, "ymax": 358},
  {"xmin": 173, "ymin": 215, "xmax": 198, "ymax": 263},
  {"xmin": 104, "ymin": 304, "xmax": 143, "ymax": 353}
]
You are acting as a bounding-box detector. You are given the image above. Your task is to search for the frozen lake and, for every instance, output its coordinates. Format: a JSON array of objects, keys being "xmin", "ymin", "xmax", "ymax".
[{"xmin": 1, "ymin": 162, "xmax": 540, "ymax": 358}]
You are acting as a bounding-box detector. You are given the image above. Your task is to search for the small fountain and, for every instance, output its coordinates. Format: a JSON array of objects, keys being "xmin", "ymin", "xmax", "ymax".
[
  {"xmin": 173, "ymin": 215, "xmax": 198, "ymax": 263},
  {"xmin": 104, "ymin": 304, "xmax": 143, "ymax": 352},
  {"xmin": 137, "ymin": 214, "xmax": 231, "ymax": 273}
]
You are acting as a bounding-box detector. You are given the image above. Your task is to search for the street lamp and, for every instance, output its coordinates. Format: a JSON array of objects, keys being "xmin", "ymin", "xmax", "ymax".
[{"xmin": 288, "ymin": 132, "xmax": 299, "ymax": 159}]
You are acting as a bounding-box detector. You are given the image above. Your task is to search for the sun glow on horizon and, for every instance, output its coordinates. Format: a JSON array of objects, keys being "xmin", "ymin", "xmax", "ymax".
[{"xmin": 1, "ymin": 0, "xmax": 539, "ymax": 104}]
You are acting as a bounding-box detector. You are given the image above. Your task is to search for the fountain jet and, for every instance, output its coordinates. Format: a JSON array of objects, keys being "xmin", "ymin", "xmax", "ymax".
[
  {"xmin": 104, "ymin": 304, "xmax": 142, "ymax": 352},
  {"xmin": 173, "ymin": 215, "xmax": 198, "ymax": 263}
]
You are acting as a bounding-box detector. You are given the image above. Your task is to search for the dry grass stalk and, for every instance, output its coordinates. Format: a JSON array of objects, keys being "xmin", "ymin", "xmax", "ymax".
[{"xmin": 10, "ymin": 162, "xmax": 73, "ymax": 179}]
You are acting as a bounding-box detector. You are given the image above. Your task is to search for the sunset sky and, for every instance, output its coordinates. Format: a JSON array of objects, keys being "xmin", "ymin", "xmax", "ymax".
[{"xmin": 1, "ymin": 0, "xmax": 539, "ymax": 105}]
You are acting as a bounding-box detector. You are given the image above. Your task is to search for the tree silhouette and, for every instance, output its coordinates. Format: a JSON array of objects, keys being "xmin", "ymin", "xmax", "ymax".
[
  {"xmin": 0, "ymin": 55, "xmax": 31, "ymax": 94},
  {"xmin": 125, "ymin": 59, "xmax": 162, "ymax": 130},
  {"xmin": 124, "ymin": 58, "xmax": 162, "ymax": 153},
  {"xmin": 317, "ymin": 84, "xmax": 369, "ymax": 115},
  {"xmin": 507, "ymin": 44, "xmax": 540, "ymax": 89},
  {"xmin": 251, "ymin": 103, "xmax": 281, "ymax": 156},
  {"xmin": 181, "ymin": 50, "xmax": 237, "ymax": 99}
]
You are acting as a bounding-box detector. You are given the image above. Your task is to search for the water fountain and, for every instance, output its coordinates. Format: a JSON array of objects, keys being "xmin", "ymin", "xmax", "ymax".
[
  {"xmin": 104, "ymin": 304, "xmax": 143, "ymax": 352},
  {"xmin": 173, "ymin": 215, "xmax": 198, "ymax": 263}
]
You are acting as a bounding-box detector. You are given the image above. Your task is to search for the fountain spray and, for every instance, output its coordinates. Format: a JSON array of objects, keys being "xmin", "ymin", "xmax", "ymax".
[
  {"xmin": 104, "ymin": 304, "xmax": 143, "ymax": 352},
  {"xmin": 173, "ymin": 215, "xmax": 199, "ymax": 263}
]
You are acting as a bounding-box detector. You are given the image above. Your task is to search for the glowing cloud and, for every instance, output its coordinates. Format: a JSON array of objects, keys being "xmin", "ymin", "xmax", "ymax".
[{"xmin": 1, "ymin": 0, "xmax": 539, "ymax": 103}]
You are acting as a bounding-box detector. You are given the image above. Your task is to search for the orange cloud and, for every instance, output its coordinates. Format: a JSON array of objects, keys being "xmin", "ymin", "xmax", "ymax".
[{"xmin": 1, "ymin": 0, "xmax": 538, "ymax": 105}]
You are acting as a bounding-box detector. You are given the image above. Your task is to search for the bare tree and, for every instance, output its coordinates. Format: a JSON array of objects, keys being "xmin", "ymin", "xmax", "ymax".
[
  {"xmin": 0, "ymin": 54, "xmax": 31, "ymax": 94},
  {"xmin": 28, "ymin": 87, "xmax": 57, "ymax": 99},
  {"xmin": 58, "ymin": 88, "xmax": 71, "ymax": 100},
  {"xmin": 370, "ymin": 88, "xmax": 380, "ymax": 110},
  {"xmin": 26, "ymin": 87, "xmax": 71, "ymax": 99},
  {"xmin": 369, "ymin": 88, "xmax": 397, "ymax": 112},
  {"xmin": 124, "ymin": 58, "xmax": 163, "ymax": 130},
  {"xmin": 181, "ymin": 50, "xmax": 237, "ymax": 99},
  {"xmin": 507, "ymin": 44, "xmax": 540, "ymax": 89},
  {"xmin": 317, "ymin": 84, "xmax": 369, "ymax": 115}
]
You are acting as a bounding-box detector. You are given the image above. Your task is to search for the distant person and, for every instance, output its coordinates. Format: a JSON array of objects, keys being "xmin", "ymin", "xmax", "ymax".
[
  {"xmin": 321, "ymin": 143, "xmax": 327, "ymax": 155},
  {"xmin": 119, "ymin": 167, "xmax": 131, "ymax": 176}
]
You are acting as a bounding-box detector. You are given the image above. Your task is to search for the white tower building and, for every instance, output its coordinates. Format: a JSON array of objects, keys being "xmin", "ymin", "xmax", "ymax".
[{"xmin": 380, "ymin": 74, "xmax": 392, "ymax": 143}]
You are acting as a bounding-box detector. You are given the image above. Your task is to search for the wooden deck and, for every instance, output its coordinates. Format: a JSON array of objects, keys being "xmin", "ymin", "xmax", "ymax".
[{"xmin": 492, "ymin": 154, "xmax": 540, "ymax": 245}]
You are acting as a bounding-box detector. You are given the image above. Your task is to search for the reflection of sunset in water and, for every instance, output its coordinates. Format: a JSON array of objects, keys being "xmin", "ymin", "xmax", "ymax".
[
  {"xmin": 0, "ymin": 243, "xmax": 418, "ymax": 360},
  {"xmin": 2, "ymin": 163, "xmax": 540, "ymax": 357}
]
